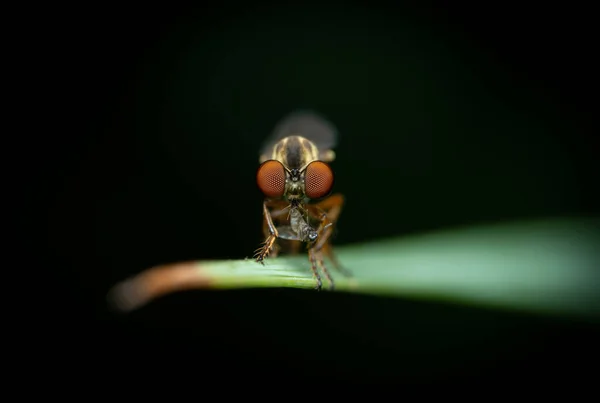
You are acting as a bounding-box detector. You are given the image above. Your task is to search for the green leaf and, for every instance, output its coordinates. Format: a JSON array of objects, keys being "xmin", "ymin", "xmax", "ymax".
[{"xmin": 108, "ymin": 216, "xmax": 600, "ymax": 321}]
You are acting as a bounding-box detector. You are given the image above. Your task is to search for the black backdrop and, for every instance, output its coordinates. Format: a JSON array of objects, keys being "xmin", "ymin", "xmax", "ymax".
[{"xmin": 35, "ymin": 1, "xmax": 598, "ymax": 387}]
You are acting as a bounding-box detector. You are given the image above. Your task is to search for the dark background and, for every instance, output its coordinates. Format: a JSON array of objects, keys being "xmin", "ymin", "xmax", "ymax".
[{"xmin": 34, "ymin": 1, "xmax": 598, "ymax": 386}]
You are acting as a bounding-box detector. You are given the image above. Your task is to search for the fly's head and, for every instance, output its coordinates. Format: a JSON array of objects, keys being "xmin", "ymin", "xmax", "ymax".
[{"xmin": 256, "ymin": 135, "xmax": 335, "ymax": 204}]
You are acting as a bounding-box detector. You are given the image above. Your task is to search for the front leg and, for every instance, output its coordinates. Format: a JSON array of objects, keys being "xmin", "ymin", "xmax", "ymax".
[
  {"xmin": 261, "ymin": 210, "xmax": 280, "ymax": 258},
  {"xmin": 310, "ymin": 193, "xmax": 344, "ymax": 252},
  {"xmin": 253, "ymin": 201, "xmax": 279, "ymax": 265}
]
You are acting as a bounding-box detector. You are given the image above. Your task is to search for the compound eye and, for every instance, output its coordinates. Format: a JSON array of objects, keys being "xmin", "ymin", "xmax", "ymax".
[
  {"xmin": 304, "ymin": 161, "xmax": 334, "ymax": 199},
  {"xmin": 256, "ymin": 160, "xmax": 286, "ymax": 198}
]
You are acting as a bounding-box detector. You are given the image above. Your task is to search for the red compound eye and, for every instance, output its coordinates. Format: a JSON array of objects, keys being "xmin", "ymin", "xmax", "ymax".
[
  {"xmin": 304, "ymin": 161, "xmax": 334, "ymax": 199},
  {"xmin": 256, "ymin": 160, "xmax": 286, "ymax": 198}
]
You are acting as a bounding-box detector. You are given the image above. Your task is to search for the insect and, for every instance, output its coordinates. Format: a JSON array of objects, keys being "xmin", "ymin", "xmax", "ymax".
[{"xmin": 253, "ymin": 110, "xmax": 351, "ymax": 290}]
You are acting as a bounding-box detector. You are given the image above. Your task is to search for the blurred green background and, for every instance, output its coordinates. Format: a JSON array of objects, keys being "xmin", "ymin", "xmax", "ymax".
[{"xmin": 40, "ymin": 2, "xmax": 598, "ymax": 385}]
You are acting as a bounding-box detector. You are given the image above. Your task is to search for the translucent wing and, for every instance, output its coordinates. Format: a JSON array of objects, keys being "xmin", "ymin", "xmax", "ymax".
[{"xmin": 259, "ymin": 110, "xmax": 338, "ymax": 163}]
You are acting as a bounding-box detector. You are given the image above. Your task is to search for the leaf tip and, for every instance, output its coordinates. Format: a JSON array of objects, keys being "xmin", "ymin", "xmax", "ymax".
[{"xmin": 106, "ymin": 261, "xmax": 212, "ymax": 312}]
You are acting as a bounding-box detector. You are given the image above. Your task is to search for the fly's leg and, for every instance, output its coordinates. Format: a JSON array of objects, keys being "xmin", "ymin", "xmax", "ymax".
[
  {"xmin": 308, "ymin": 247, "xmax": 323, "ymax": 291},
  {"xmin": 254, "ymin": 201, "xmax": 279, "ymax": 265},
  {"xmin": 261, "ymin": 213, "xmax": 280, "ymax": 258},
  {"xmin": 312, "ymin": 193, "xmax": 343, "ymax": 251},
  {"xmin": 305, "ymin": 218, "xmax": 335, "ymax": 290},
  {"xmin": 316, "ymin": 251, "xmax": 334, "ymax": 290},
  {"xmin": 309, "ymin": 193, "xmax": 352, "ymax": 277}
]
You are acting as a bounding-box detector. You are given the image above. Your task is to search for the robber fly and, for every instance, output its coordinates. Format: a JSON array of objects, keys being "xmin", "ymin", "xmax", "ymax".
[{"xmin": 253, "ymin": 110, "xmax": 350, "ymax": 290}]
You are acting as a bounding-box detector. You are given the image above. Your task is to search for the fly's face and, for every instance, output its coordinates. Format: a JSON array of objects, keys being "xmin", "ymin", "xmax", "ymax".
[{"xmin": 256, "ymin": 135, "xmax": 335, "ymax": 203}]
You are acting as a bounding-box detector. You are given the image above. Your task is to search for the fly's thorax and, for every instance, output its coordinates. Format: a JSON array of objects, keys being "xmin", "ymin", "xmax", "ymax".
[{"xmin": 271, "ymin": 135, "xmax": 319, "ymax": 169}]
